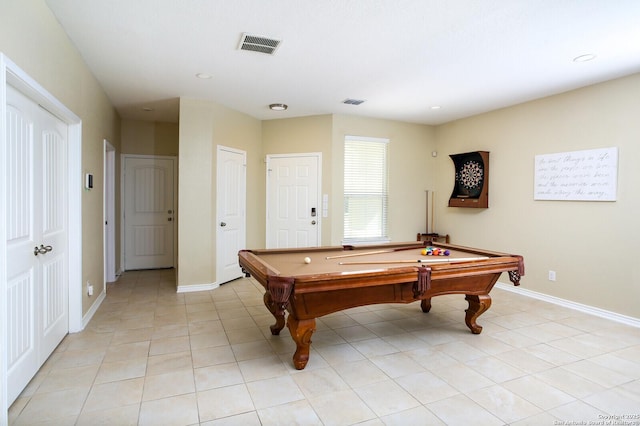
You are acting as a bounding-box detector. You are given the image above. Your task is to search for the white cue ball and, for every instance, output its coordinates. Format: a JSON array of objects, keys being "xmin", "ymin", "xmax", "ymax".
[{"xmin": 304, "ymin": 257, "xmax": 311, "ymax": 264}]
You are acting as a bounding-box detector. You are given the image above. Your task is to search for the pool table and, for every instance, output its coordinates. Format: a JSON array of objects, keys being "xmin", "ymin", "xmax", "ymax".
[{"xmin": 238, "ymin": 241, "xmax": 524, "ymax": 370}]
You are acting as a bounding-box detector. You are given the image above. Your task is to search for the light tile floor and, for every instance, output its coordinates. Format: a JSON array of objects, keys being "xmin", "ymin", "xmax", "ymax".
[{"xmin": 9, "ymin": 269, "xmax": 640, "ymax": 425}]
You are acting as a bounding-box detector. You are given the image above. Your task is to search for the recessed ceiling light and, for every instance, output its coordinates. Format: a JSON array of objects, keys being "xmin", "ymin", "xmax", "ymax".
[
  {"xmin": 195, "ymin": 73, "xmax": 213, "ymax": 79},
  {"xmin": 430, "ymin": 105, "xmax": 441, "ymax": 110},
  {"xmin": 269, "ymin": 103, "xmax": 288, "ymax": 111},
  {"xmin": 141, "ymin": 107, "xmax": 154, "ymax": 112},
  {"xmin": 573, "ymin": 54, "xmax": 596, "ymax": 63}
]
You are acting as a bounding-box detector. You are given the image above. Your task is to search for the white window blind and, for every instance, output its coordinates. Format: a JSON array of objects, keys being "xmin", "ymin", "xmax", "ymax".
[{"xmin": 344, "ymin": 136, "xmax": 389, "ymax": 243}]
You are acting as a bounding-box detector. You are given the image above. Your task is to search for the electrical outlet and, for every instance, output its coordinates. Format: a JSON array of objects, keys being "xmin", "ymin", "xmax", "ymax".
[
  {"xmin": 87, "ymin": 281, "xmax": 94, "ymax": 296},
  {"xmin": 548, "ymin": 270, "xmax": 556, "ymax": 281}
]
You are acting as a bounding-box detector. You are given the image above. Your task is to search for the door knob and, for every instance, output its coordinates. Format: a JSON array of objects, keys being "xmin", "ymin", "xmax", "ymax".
[
  {"xmin": 34, "ymin": 244, "xmax": 53, "ymax": 256},
  {"xmin": 220, "ymin": 222, "xmax": 227, "ymax": 227},
  {"xmin": 311, "ymin": 220, "xmax": 316, "ymax": 225}
]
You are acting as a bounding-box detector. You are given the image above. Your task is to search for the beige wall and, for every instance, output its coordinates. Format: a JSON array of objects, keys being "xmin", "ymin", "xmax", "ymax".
[
  {"xmin": 261, "ymin": 114, "xmax": 436, "ymax": 246},
  {"xmin": 332, "ymin": 115, "xmax": 437, "ymax": 244},
  {"xmin": 262, "ymin": 115, "xmax": 334, "ymax": 244},
  {"xmin": 121, "ymin": 119, "xmax": 179, "ymax": 156},
  {"xmin": 178, "ymin": 98, "xmax": 262, "ymax": 289},
  {"xmin": 211, "ymin": 102, "xmax": 265, "ymax": 252},
  {"xmin": 119, "ymin": 119, "xmax": 178, "ymax": 277},
  {"xmin": 178, "ymin": 111, "xmax": 434, "ymax": 289},
  {"xmin": 1, "ymin": 0, "xmax": 121, "ymax": 315},
  {"xmin": 255, "ymin": 82, "xmax": 640, "ymax": 319},
  {"xmin": 434, "ymin": 73, "xmax": 640, "ymax": 318}
]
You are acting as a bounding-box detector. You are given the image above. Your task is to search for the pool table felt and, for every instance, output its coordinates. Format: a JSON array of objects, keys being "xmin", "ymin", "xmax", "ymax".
[{"xmin": 242, "ymin": 242, "xmax": 518, "ymax": 280}]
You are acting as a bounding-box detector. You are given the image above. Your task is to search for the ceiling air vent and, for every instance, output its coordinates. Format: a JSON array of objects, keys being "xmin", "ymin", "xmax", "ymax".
[
  {"xmin": 238, "ymin": 33, "xmax": 281, "ymax": 55},
  {"xmin": 343, "ymin": 98, "xmax": 366, "ymax": 105}
]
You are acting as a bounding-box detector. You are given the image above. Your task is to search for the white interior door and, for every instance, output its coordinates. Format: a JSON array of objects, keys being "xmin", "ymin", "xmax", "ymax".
[
  {"xmin": 266, "ymin": 153, "xmax": 321, "ymax": 248},
  {"xmin": 216, "ymin": 146, "xmax": 246, "ymax": 285},
  {"xmin": 6, "ymin": 85, "xmax": 69, "ymax": 405},
  {"xmin": 123, "ymin": 156, "xmax": 175, "ymax": 270}
]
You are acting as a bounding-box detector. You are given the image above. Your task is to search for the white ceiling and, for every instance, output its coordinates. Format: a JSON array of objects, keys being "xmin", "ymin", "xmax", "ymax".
[{"xmin": 45, "ymin": 0, "xmax": 640, "ymax": 125}]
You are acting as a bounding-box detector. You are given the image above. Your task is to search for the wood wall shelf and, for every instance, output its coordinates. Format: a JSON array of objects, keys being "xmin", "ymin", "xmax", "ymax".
[{"xmin": 448, "ymin": 151, "xmax": 489, "ymax": 208}]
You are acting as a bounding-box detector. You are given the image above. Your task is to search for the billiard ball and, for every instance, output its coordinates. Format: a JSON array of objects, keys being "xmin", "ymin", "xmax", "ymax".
[{"xmin": 304, "ymin": 257, "xmax": 311, "ymax": 264}]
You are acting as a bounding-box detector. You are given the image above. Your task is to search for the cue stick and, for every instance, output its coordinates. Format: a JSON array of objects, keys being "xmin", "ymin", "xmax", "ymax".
[
  {"xmin": 338, "ymin": 256, "xmax": 489, "ymax": 265},
  {"xmin": 425, "ymin": 190, "xmax": 429, "ymax": 234},
  {"xmin": 325, "ymin": 245, "xmax": 426, "ymax": 260},
  {"xmin": 431, "ymin": 191, "xmax": 435, "ymax": 234}
]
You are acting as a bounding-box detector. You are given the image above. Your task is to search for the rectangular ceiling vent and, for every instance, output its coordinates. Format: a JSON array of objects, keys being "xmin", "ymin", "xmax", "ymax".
[
  {"xmin": 238, "ymin": 33, "xmax": 281, "ymax": 55},
  {"xmin": 343, "ymin": 98, "xmax": 366, "ymax": 105}
]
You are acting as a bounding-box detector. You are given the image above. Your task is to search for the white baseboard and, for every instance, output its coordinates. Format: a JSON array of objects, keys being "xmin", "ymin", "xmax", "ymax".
[
  {"xmin": 496, "ymin": 282, "xmax": 640, "ymax": 328},
  {"xmin": 177, "ymin": 282, "xmax": 219, "ymax": 293},
  {"xmin": 78, "ymin": 290, "xmax": 106, "ymax": 332}
]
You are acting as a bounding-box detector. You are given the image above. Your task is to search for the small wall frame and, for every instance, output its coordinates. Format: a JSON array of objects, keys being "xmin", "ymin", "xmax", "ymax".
[{"xmin": 448, "ymin": 151, "xmax": 489, "ymax": 208}]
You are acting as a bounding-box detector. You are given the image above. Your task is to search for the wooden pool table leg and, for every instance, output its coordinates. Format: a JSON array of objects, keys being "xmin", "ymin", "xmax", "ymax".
[
  {"xmin": 420, "ymin": 298, "xmax": 432, "ymax": 313},
  {"xmin": 263, "ymin": 292, "xmax": 286, "ymax": 335},
  {"xmin": 465, "ymin": 294, "xmax": 492, "ymax": 334},
  {"xmin": 287, "ymin": 316, "xmax": 316, "ymax": 370}
]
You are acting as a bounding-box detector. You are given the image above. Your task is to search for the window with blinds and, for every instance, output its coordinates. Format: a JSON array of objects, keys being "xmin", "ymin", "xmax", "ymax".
[{"xmin": 343, "ymin": 136, "xmax": 389, "ymax": 243}]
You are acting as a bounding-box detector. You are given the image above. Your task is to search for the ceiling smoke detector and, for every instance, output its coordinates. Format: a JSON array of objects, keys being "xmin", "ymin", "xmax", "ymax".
[
  {"xmin": 343, "ymin": 98, "xmax": 365, "ymax": 105},
  {"xmin": 238, "ymin": 33, "xmax": 282, "ymax": 55}
]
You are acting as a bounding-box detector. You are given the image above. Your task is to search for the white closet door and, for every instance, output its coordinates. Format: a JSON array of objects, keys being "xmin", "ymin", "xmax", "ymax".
[
  {"xmin": 216, "ymin": 146, "xmax": 246, "ymax": 285},
  {"xmin": 6, "ymin": 85, "xmax": 69, "ymax": 405}
]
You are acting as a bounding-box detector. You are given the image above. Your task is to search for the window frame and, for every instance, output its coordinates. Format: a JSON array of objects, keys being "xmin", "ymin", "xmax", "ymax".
[{"xmin": 343, "ymin": 135, "xmax": 390, "ymax": 245}]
